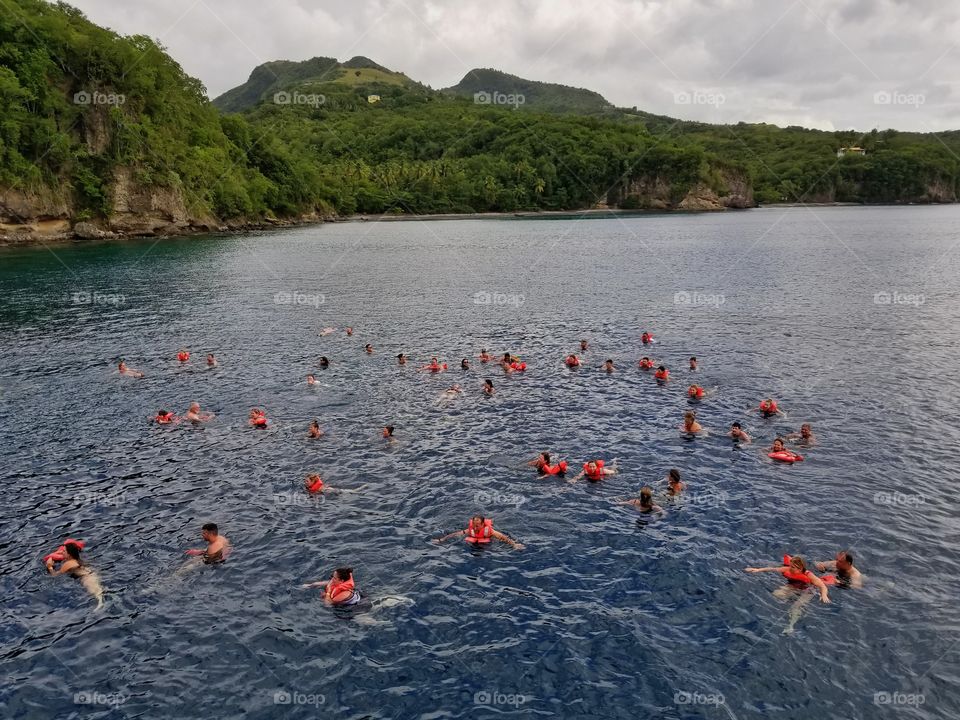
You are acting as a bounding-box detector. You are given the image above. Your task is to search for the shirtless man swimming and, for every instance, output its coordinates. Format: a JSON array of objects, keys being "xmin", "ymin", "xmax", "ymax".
[
  {"xmin": 118, "ymin": 360, "xmax": 144, "ymax": 378},
  {"xmin": 185, "ymin": 523, "xmax": 230, "ymax": 564},
  {"xmin": 815, "ymin": 550, "xmax": 862, "ymax": 588}
]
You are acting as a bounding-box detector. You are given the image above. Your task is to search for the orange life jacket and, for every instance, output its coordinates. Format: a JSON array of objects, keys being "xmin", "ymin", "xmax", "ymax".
[
  {"xmin": 688, "ymin": 386, "xmax": 704, "ymax": 398},
  {"xmin": 465, "ymin": 518, "xmax": 494, "ymax": 544},
  {"xmin": 760, "ymin": 400, "xmax": 779, "ymax": 414},
  {"xmin": 155, "ymin": 413, "xmax": 174, "ymax": 424},
  {"xmin": 44, "ymin": 539, "xmax": 85, "ymax": 564},
  {"xmin": 540, "ymin": 461, "xmax": 567, "ymax": 476},
  {"xmin": 177, "ymin": 352, "xmax": 190, "ymax": 362},
  {"xmin": 583, "ymin": 460, "xmax": 605, "ymax": 481},
  {"xmin": 305, "ymin": 476, "xmax": 323, "ymax": 493},
  {"xmin": 327, "ymin": 575, "xmax": 355, "ymax": 602},
  {"xmin": 655, "ymin": 369, "xmax": 669, "ymax": 380},
  {"xmin": 781, "ymin": 555, "xmax": 836, "ymax": 585},
  {"xmin": 639, "ymin": 359, "xmax": 653, "ymax": 369}
]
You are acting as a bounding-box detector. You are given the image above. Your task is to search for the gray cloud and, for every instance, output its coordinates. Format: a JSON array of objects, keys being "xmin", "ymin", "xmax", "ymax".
[{"xmin": 68, "ymin": 0, "xmax": 960, "ymax": 131}]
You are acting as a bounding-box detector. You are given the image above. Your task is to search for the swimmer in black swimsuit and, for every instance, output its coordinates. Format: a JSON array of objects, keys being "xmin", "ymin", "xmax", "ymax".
[
  {"xmin": 185, "ymin": 523, "xmax": 229, "ymax": 565},
  {"xmin": 45, "ymin": 541, "xmax": 104, "ymax": 608}
]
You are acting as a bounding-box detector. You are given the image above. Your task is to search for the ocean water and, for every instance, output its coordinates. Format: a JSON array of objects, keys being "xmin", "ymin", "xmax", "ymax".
[{"xmin": 1, "ymin": 206, "xmax": 958, "ymax": 719}]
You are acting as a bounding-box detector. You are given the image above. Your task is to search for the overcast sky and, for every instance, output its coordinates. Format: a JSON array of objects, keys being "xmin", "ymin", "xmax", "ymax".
[{"xmin": 68, "ymin": 0, "xmax": 959, "ymax": 132}]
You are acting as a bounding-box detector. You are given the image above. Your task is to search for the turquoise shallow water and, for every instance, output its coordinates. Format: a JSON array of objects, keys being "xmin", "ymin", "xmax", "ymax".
[{"xmin": 1, "ymin": 206, "xmax": 959, "ymax": 719}]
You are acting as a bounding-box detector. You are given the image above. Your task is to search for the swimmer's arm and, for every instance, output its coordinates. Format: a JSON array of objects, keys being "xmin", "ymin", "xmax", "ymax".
[
  {"xmin": 811, "ymin": 575, "xmax": 830, "ymax": 603},
  {"xmin": 45, "ymin": 561, "xmax": 63, "ymax": 575},
  {"xmin": 744, "ymin": 566, "xmax": 784, "ymax": 573},
  {"xmin": 492, "ymin": 531, "xmax": 524, "ymax": 550},
  {"xmin": 566, "ymin": 471, "xmax": 585, "ymax": 483},
  {"xmin": 815, "ymin": 560, "xmax": 837, "ymax": 571},
  {"xmin": 618, "ymin": 499, "xmax": 642, "ymax": 507},
  {"xmin": 301, "ymin": 580, "xmax": 329, "ymax": 589},
  {"xmin": 435, "ymin": 530, "xmax": 466, "ymax": 543}
]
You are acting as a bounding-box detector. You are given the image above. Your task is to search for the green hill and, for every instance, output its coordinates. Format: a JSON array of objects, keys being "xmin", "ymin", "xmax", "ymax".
[{"xmin": 444, "ymin": 68, "xmax": 615, "ymax": 115}]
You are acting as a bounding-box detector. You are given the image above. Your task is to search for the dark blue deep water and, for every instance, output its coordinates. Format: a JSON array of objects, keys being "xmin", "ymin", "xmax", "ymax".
[{"xmin": 1, "ymin": 206, "xmax": 959, "ymax": 719}]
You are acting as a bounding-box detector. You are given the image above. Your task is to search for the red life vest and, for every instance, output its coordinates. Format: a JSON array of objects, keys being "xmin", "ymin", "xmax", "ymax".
[
  {"xmin": 327, "ymin": 575, "xmax": 355, "ymax": 602},
  {"xmin": 781, "ymin": 555, "xmax": 836, "ymax": 585},
  {"xmin": 305, "ymin": 476, "xmax": 324, "ymax": 493},
  {"xmin": 655, "ymin": 369, "xmax": 669, "ymax": 380},
  {"xmin": 177, "ymin": 352, "xmax": 190, "ymax": 362},
  {"xmin": 565, "ymin": 356, "xmax": 580, "ymax": 367},
  {"xmin": 642, "ymin": 333, "xmax": 653, "ymax": 344},
  {"xmin": 155, "ymin": 413, "xmax": 174, "ymax": 424},
  {"xmin": 583, "ymin": 460, "xmax": 605, "ymax": 481},
  {"xmin": 251, "ymin": 414, "xmax": 267, "ymax": 427},
  {"xmin": 639, "ymin": 359, "xmax": 653, "ymax": 369},
  {"xmin": 44, "ymin": 539, "xmax": 85, "ymax": 564},
  {"xmin": 760, "ymin": 400, "xmax": 778, "ymax": 414},
  {"xmin": 465, "ymin": 518, "xmax": 493, "ymax": 544},
  {"xmin": 510, "ymin": 362, "xmax": 527, "ymax": 371},
  {"xmin": 688, "ymin": 386, "xmax": 704, "ymax": 398},
  {"xmin": 540, "ymin": 461, "xmax": 567, "ymax": 476}
]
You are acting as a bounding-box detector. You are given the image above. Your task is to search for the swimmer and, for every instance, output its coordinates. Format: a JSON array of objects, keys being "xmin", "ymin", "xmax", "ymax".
[
  {"xmin": 308, "ymin": 419, "xmax": 324, "ymax": 438},
  {"xmin": 815, "ymin": 551, "xmax": 863, "ymax": 588},
  {"xmin": 745, "ymin": 555, "xmax": 831, "ymax": 603},
  {"xmin": 437, "ymin": 384, "xmax": 462, "ymax": 403},
  {"xmin": 619, "ymin": 487, "xmax": 662, "ymax": 514},
  {"xmin": 603, "ymin": 359, "xmax": 615, "ymax": 373},
  {"xmin": 118, "ymin": 360, "xmax": 144, "ymax": 378},
  {"xmin": 206, "ymin": 353, "xmax": 217, "ymax": 367},
  {"xmin": 729, "ymin": 422, "xmax": 752, "ymax": 443},
  {"xmin": 565, "ymin": 354, "xmax": 582, "ymax": 368},
  {"xmin": 500, "ymin": 352, "xmax": 513, "ymax": 370},
  {"xmin": 185, "ymin": 402, "xmax": 213, "ymax": 423},
  {"xmin": 397, "ymin": 353, "xmax": 407, "ymax": 365},
  {"xmin": 769, "ymin": 437, "xmax": 801, "ymax": 460},
  {"xmin": 687, "ymin": 384, "xmax": 706, "ymax": 400},
  {"xmin": 681, "ymin": 411, "xmax": 703, "ymax": 433},
  {"xmin": 528, "ymin": 451, "xmax": 567, "ymax": 477},
  {"xmin": 461, "ymin": 358, "xmax": 470, "ymax": 370},
  {"xmin": 570, "ymin": 459, "xmax": 617, "ymax": 482},
  {"xmin": 654, "ymin": 365, "xmax": 669, "ymax": 381},
  {"xmin": 785, "ymin": 423, "xmax": 816, "ymax": 446},
  {"xmin": 479, "ymin": 349, "xmax": 492, "ymax": 363},
  {"xmin": 435, "ymin": 516, "xmax": 524, "ymax": 549},
  {"xmin": 319, "ymin": 356, "xmax": 330, "ymax": 369},
  {"xmin": 45, "ymin": 540, "xmax": 104, "ymax": 608},
  {"xmin": 304, "ymin": 474, "xmax": 340, "ymax": 494},
  {"xmin": 420, "ymin": 356, "xmax": 446, "ymax": 372},
  {"xmin": 154, "ymin": 409, "xmax": 177, "ymax": 424},
  {"xmin": 382, "ymin": 425, "xmax": 396, "ymax": 442},
  {"xmin": 319, "ymin": 327, "xmax": 336, "ymax": 337},
  {"xmin": 365, "ymin": 343, "xmax": 374, "ymax": 354},
  {"xmin": 185, "ymin": 523, "xmax": 230, "ymax": 565},
  {"xmin": 666, "ymin": 469, "xmax": 685, "ymax": 496},
  {"xmin": 483, "ymin": 379, "xmax": 495, "ymax": 396},
  {"xmin": 641, "ymin": 332, "xmax": 654, "ymax": 345},
  {"xmin": 638, "ymin": 357, "xmax": 654, "ymax": 370},
  {"xmin": 307, "ymin": 374, "xmax": 317, "ymax": 386},
  {"xmin": 580, "ymin": 339, "xmax": 589, "ymax": 352},
  {"xmin": 755, "ymin": 398, "xmax": 785, "ymax": 417},
  {"xmin": 346, "ymin": 327, "xmax": 353, "ymax": 336},
  {"xmin": 302, "ymin": 567, "xmax": 362, "ymax": 606},
  {"xmin": 249, "ymin": 408, "xmax": 268, "ymax": 428},
  {"xmin": 689, "ymin": 356, "xmax": 697, "ymax": 371},
  {"xmin": 177, "ymin": 349, "xmax": 190, "ymax": 363}
]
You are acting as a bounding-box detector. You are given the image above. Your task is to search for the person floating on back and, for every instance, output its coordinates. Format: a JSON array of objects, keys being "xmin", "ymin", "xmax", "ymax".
[{"xmin": 435, "ymin": 516, "xmax": 524, "ymax": 549}]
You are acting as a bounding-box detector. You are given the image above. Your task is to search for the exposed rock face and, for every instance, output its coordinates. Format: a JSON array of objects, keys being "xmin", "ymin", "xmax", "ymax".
[
  {"xmin": 610, "ymin": 167, "xmax": 754, "ymax": 210},
  {"xmin": 921, "ymin": 179, "xmax": 957, "ymax": 203},
  {"xmin": 108, "ymin": 167, "xmax": 193, "ymax": 235}
]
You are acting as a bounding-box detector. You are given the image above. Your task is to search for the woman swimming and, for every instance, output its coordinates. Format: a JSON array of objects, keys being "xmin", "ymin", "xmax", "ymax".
[
  {"xmin": 45, "ymin": 541, "xmax": 104, "ymax": 608},
  {"xmin": 308, "ymin": 420, "xmax": 324, "ymax": 438},
  {"xmin": 435, "ymin": 516, "xmax": 524, "ymax": 549},
  {"xmin": 619, "ymin": 487, "xmax": 662, "ymax": 514},
  {"xmin": 303, "ymin": 568, "xmax": 362, "ymax": 606}
]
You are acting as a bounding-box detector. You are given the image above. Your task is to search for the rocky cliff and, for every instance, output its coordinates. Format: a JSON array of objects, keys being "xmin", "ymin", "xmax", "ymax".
[{"xmin": 609, "ymin": 167, "xmax": 754, "ymax": 211}]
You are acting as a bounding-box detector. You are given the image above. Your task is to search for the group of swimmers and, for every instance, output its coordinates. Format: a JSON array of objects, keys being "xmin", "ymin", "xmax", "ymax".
[{"xmin": 47, "ymin": 327, "xmax": 856, "ymax": 622}]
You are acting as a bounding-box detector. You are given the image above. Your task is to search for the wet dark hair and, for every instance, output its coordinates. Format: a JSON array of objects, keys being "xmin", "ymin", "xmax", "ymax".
[
  {"xmin": 731, "ymin": 422, "xmax": 741, "ymax": 429},
  {"xmin": 202, "ymin": 523, "xmax": 218, "ymax": 534},
  {"xmin": 605, "ymin": 358, "xmax": 613, "ymax": 364},
  {"xmin": 310, "ymin": 419, "xmax": 319, "ymax": 428},
  {"xmin": 690, "ymin": 356, "xmax": 697, "ymax": 361},
  {"xmin": 668, "ymin": 469, "xmax": 681, "ymax": 483},
  {"xmin": 64, "ymin": 542, "xmax": 82, "ymax": 561},
  {"xmin": 502, "ymin": 352, "xmax": 511, "ymax": 360},
  {"xmin": 334, "ymin": 567, "xmax": 352, "ymax": 580},
  {"xmin": 461, "ymin": 358, "xmax": 469, "ymax": 366},
  {"xmin": 841, "ymin": 551, "xmax": 854, "ymax": 565},
  {"xmin": 397, "ymin": 353, "xmax": 404, "ymax": 358},
  {"xmin": 384, "ymin": 425, "xmax": 394, "ymax": 435},
  {"xmin": 319, "ymin": 356, "xmax": 329, "ymax": 366},
  {"xmin": 158, "ymin": 409, "xmax": 170, "ymax": 416},
  {"xmin": 657, "ymin": 365, "xmax": 666, "ymax": 372},
  {"xmin": 481, "ymin": 348, "xmax": 488, "ymax": 353},
  {"xmin": 541, "ymin": 452, "xmax": 551, "ymax": 465},
  {"xmin": 484, "ymin": 379, "xmax": 494, "ymax": 388},
  {"xmin": 640, "ymin": 486, "xmax": 653, "ymax": 502}
]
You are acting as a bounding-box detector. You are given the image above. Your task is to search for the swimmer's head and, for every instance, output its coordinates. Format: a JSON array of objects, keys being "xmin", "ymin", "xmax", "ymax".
[
  {"xmin": 484, "ymin": 379, "xmax": 493, "ymax": 388},
  {"xmin": 189, "ymin": 402, "xmax": 200, "ymax": 413},
  {"xmin": 836, "ymin": 551, "xmax": 854, "ymax": 569},
  {"xmin": 383, "ymin": 425, "xmax": 394, "ymax": 437},
  {"xmin": 640, "ymin": 486, "xmax": 653, "ymax": 503},
  {"xmin": 319, "ymin": 356, "xmax": 329, "ymax": 366},
  {"xmin": 657, "ymin": 365, "xmax": 666, "ymax": 372},
  {"xmin": 690, "ymin": 356, "xmax": 697, "ymax": 362},
  {"xmin": 502, "ymin": 352, "xmax": 511, "ymax": 361},
  {"xmin": 541, "ymin": 452, "xmax": 551, "ymax": 465},
  {"xmin": 64, "ymin": 542, "xmax": 82, "ymax": 561},
  {"xmin": 334, "ymin": 567, "xmax": 352, "ymax": 581},
  {"xmin": 684, "ymin": 411, "xmax": 696, "ymax": 427},
  {"xmin": 310, "ymin": 419, "xmax": 319, "ymax": 429},
  {"xmin": 772, "ymin": 437, "xmax": 785, "ymax": 451},
  {"xmin": 201, "ymin": 523, "xmax": 218, "ymax": 540},
  {"xmin": 461, "ymin": 358, "xmax": 469, "ymax": 368},
  {"xmin": 605, "ymin": 359, "xmax": 613, "ymax": 365},
  {"xmin": 731, "ymin": 422, "xmax": 742, "ymax": 429},
  {"xmin": 669, "ymin": 469, "xmax": 681, "ymax": 484},
  {"xmin": 469, "ymin": 516, "xmax": 485, "ymax": 530},
  {"xmin": 118, "ymin": 360, "xmax": 125, "ymax": 368},
  {"xmin": 801, "ymin": 423, "xmax": 812, "ymax": 436},
  {"xmin": 365, "ymin": 344, "xmax": 373, "ymax": 352},
  {"xmin": 789, "ymin": 556, "xmax": 807, "ymax": 573}
]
